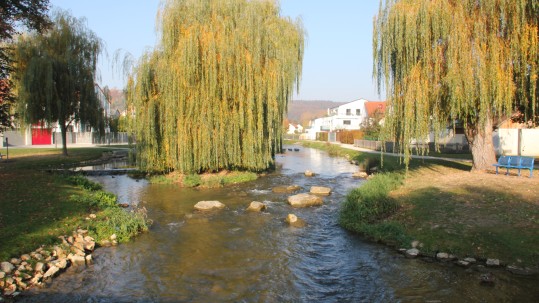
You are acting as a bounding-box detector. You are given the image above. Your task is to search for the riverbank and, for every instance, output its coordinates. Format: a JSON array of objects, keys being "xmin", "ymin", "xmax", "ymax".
[
  {"xmin": 292, "ymin": 140, "xmax": 539, "ymax": 272},
  {"xmin": 0, "ymin": 147, "xmax": 149, "ymax": 298}
]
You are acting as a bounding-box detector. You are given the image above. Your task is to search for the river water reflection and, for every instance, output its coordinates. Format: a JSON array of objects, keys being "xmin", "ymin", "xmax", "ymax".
[{"xmin": 20, "ymin": 146, "xmax": 539, "ymax": 302}]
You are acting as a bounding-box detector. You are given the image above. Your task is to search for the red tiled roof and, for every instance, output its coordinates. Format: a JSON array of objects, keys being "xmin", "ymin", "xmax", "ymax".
[{"xmin": 365, "ymin": 101, "xmax": 386, "ymax": 117}]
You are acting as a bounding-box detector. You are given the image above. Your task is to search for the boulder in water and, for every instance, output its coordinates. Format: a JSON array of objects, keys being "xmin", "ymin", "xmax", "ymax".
[
  {"xmin": 194, "ymin": 201, "xmax": 226, "ymax": 211},
  {"xmin": 272, "ymin": 185, "xmax": 301, "ymax": 193},
  {"xmin": 310, "ymin": 186, "xmax": 331, "ymax": 196},
  {"xmin": 304, "ymin": 170, "xmax": 315, "ymax": 177},
  {"xmin": 287, "ymin": 193, "xmax": 323, "ymax": 208},
  {"xmin": 285, "ymin": 214, "xmax": 306, "ymax": 227},
  {"xmin": 246, "ymin": 201, "xmax": 267, "ymax": 212}
]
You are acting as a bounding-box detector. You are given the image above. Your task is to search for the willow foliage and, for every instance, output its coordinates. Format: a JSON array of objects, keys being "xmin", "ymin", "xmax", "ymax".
[
  {"xmin": 13, "ymin": 10, "xmax": 103, "ymax": 156},
  {"xmin": 127, "ymin": 0, "xmax": 304, "ymax": 173},
  {"xmin": 374, "ymin": 0, "xmax": 539, "ymax": 169}
]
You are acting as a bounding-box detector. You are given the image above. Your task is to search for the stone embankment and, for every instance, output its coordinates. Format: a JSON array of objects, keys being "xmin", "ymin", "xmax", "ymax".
[
  {"xmin": 0, "ymin": 229, "xmax": 118, "ymax": 299},
  {"xmin": 399, "ymin": 240, "xmax": 538, "ymax": 282}
]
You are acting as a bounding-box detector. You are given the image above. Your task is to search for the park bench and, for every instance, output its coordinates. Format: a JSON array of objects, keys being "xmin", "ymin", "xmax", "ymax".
[{"xmin": 492, "ymin": 155, "xmax": 534, "ymax": 178}]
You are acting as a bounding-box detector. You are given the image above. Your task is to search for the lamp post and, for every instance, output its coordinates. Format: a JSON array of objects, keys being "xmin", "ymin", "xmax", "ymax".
[{"xmin": 5, "ymin": 137, "xmax": 8, "ymax": 160}]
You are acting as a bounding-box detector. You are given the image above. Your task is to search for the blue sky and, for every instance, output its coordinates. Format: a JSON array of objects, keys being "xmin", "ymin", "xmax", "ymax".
[{"xmin": 48, "ymin": 0, "xmax": 381, "ymax": 102}]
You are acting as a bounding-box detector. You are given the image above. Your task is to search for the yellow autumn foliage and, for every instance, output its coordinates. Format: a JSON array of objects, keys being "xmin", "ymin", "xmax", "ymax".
[{"xmin": 126, "ymin": 0, "xmax": 304, "ymax": 173}]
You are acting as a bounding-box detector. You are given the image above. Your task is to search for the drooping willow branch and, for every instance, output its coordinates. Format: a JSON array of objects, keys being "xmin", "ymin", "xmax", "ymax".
[
  {"xmin": 127, "ymin": 0, "xmax": 304, "ymax": 173},
  {"xmin": 374, "ymin": 0, "xmax": 538, "ymax": 170}
]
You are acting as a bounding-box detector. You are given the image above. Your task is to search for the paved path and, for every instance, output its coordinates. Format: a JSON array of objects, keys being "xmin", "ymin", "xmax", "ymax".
[{"xmin": 330, "ymin": 142, "xmax": 473, "ymax": 164}]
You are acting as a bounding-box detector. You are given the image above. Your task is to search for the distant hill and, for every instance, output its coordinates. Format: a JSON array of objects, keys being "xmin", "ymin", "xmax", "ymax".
[
  {"xmin": 287, "ymin": 100, "xmax": 346, "ymax": 126},
  {"xmin": 108, "ymin": 88, "xmax": 125, "ymax": 115}
]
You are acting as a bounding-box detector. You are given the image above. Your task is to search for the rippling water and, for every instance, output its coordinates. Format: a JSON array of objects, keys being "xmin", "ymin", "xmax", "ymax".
[{"xmin": 19, "ymin": 146, "xmax": 539, "ymax": 302}]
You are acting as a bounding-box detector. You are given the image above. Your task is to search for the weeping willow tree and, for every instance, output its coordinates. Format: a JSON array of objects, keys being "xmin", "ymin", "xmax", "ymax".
[
  {"xmin": 374, "ymin": 0, "xmax": 539, "ymax": 170},
  {"xmin": 12, "ymin": 10, "xmax": 103, "ymax": 156},
  {"xmin": 127, "ymin": 0, "xmax": 304, "ymax": 173}
]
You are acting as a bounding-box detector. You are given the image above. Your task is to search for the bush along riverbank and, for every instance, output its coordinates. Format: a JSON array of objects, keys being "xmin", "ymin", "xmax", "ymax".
[
  {"xmin": 292, "ymin": 141, "xmax": 539, "ymax": 277},
  {"xmin": 147, "ymin": 170, "xmax": 260, "ymax": 188},
  {"xmin": 0, "ymin": 175, "xmax": 150, "ymax": 299}
]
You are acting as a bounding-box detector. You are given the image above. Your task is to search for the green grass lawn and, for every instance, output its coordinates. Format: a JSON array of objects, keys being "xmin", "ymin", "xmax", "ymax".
[{"xmin": 0, "ymin": 147, "xmax": 146, "ymax": 260}]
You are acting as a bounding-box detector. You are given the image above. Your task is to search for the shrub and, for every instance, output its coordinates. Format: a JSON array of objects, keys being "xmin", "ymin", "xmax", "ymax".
[
  {"xmin": 183, "ymin": 174, "xmax": 202, "ymax": 187},
  {"xmin": 339, "ymin": 173, "xmax": 402, "ymax": 226},
  {"xmin": 201, "ymin": 175, "xmax": 224, "ymax": 188},
  {"xmin": 67, "ymin": 174, "xmax": 103, "ymax": 191},
  {"xmin": 326, "ymin": 142, "xmax": 341, "ymax": 157},
  {"xmin": 222, "ymin": 172, "xmax": 258, "ymax": 185},
  {"xmin": 316, "ymin": 132, "xmax": 328, "ymax": 141},
  {"xmin": 70, "ymin": 190, "xmax": 118, "ymax": 209},
  {"xmin": 149, "ymin": 175, "xmax": 174, "ymax": 184},
  {"xmin": 90, "ymin": 207, "xmax": 149, "ymax": 243},
  {"xmin": 91, "ymin": 191, "xmax": 118, "ymax": 208},
  {"xmin": 336, "ymin": 130, "xmax": 364, "ymax": 144}
]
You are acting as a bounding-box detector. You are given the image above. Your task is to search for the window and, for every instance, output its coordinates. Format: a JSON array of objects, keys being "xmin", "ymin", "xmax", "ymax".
[
  {"xmin": 343, "ymin": 120, "xmax": 351, "ymax": 125},
  {"xmin": 356, "ymin": 109, "xmax": 361, "ymax": 116},
  {"xmin": 346, "ymin": 109, "xmax": 351, "ymax": 116}
]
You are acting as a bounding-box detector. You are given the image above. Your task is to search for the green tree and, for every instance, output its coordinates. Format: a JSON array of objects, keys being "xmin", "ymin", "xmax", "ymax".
[
  {"xmin": 1, "ymin": 0, "xmax": 51, "ymax": 131},
  {"xmin": 361, "ymin": 109, "xmax": 384, "ymax": 140},
  {"xmin": 374, "ymin": 0, "xmax": 538, "ymax": 170},
  {"xmin": 126, "ymin": 0, "xmax": 304, "ymax": 173},
  {"xmin": 12, "ymin": 10, "xmax": 103, "ymax": 155}
]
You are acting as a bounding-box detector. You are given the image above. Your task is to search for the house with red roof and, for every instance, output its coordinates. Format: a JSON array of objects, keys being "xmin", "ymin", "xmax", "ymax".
[{"xmin": 304, "ymin": 98, "xmax": 386, "ymax": 140}]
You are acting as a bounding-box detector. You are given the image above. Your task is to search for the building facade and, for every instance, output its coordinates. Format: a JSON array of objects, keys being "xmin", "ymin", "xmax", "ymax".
[{"xmin": 304, "ymin": 99, "xmax": 386, "ymax": 140}]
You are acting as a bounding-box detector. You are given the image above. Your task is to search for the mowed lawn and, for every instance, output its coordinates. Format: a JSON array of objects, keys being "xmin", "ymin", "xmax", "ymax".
[
  {"xmin": 0, "ymin": 147, "xmax": 116, "ymax": 260},
  {"xmin": 389, "ymin": 165, "xmax": 539, "ymax": 266}
]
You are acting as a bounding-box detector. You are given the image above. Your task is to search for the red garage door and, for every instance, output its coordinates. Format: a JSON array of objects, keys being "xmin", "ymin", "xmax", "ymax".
[{"xmin": 32, "ymin": 128, "xmax": 52, "ymax": 145}]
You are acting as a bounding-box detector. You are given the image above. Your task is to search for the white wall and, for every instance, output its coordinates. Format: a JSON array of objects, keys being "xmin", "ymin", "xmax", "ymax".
[
  {"xmin": 494, "ymin": 128, "xmax": 539, "ymax": 156},
  {"xmin": 2, "ymin": 129, "xmax": 31, "ymax": 146}
]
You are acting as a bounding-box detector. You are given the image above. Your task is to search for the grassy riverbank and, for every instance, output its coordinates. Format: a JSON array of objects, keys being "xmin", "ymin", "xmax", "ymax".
[
  {"xmin": 148, "ymin": 170, "xmax": 258, "ymax": 187},
  {"xmin": 0, "ymin": 147, "xmax": 149, "ymax": 261},
  {"xmin": 293, "ymin": 140, "xmax": 539, "ymax": 268}
]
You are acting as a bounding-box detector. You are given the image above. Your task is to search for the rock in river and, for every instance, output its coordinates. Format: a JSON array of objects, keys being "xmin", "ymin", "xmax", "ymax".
[
  {"xmin": 310, "ymin": 186, "xmax": 332, "ymax": 196},
  {"xmin": 194, "ymin": 201, "xmax": 226, "ymax": 211},
  {"xmin": 246, "ymin": 201, "xmax": 267, "ymax": 212},
  {"xmin": 287, "ymin": 193, "xmax": 323, "ymax": 208},
  {"xmin": 304, "ymin": 170, "xmax": 315, "ymax": 177},
  {"xmin": 272, "ymin": 185, "xmax": 301, "ymax": 193},
  {"xmin": 285, "ymin": 214, "xmax": 306, "ymax": 227}
]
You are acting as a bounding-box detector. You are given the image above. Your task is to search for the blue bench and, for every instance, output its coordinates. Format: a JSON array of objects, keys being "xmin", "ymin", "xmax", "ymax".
[{"xmin": 493, "ymin": 155, "xmax": 534, "ymax": 177}]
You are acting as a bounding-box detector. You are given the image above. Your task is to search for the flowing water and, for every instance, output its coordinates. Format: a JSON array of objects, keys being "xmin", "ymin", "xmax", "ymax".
[{"xmin": 20, "ymin": 146, "xmax": 539, "ymax": 302}]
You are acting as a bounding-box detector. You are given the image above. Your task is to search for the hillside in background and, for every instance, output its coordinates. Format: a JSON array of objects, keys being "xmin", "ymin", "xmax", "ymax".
[
  {"xmin": 108, "ymin": 88, "xmax": 125, "ymax": 115},
  {"xmin": 287, "ymin": 100, "xmax": 346, "ymax": 126}
]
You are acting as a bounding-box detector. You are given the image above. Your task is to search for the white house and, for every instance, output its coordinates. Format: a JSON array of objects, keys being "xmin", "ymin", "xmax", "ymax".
[
  {"xmin": 287, "ymin": 123, "xmax": 304, "ymax": 134},
  {"xmin": 304, "ymin": 99, "xmax": 386, "ymax": 140}
]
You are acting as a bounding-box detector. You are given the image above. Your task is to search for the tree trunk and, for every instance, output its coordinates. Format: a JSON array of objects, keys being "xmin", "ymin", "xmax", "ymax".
[
  {"xmin": 465, "ymin": 115, "xmax": 497, "ymax": 171},
  {"xmin": 59, "ymin": 122, "xmax": 68, "ymax": 156}
]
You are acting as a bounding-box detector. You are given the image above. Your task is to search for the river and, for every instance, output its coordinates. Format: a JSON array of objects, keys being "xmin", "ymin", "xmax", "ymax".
[{"xmin": 19, "ymin": 146, "xmax": 539, "ymax": 302}]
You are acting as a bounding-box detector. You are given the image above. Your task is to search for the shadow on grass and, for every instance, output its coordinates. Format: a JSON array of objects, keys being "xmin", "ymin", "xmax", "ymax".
[
  {"xmin": 394, "ymin": 184, "xmax": 539, "ymax": 266},
  {"xmin": 0, "ymin": 172, "xmax": 90, "ymax": 260},
  {"xmin": 1, "ymin": 148, "xmax": 113, "ymax": 170},
  {"xmin": 353, "ymin": 152, "xmax": 472, "ymax": 174}
]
